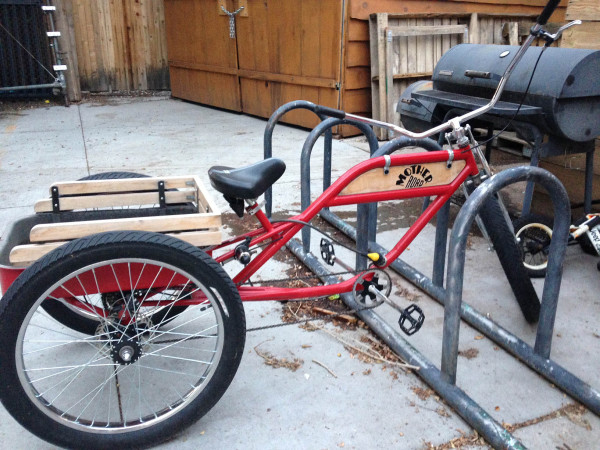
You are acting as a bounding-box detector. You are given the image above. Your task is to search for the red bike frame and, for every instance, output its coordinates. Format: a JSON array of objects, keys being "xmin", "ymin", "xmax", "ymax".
[
  {"xmin": 0, "ymin": 147, "xmax": 479, "ymax": 304},
  {"xmin": 208, "ymin": 147, "xmax": 479, "ymax": 302}
]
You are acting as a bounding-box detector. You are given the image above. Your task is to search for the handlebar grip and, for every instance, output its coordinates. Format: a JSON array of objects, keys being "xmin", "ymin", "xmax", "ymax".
[
  {"xmin": 314, "ymin": 105, "xmax": 346, "ymax": 120},
  {"xmin": 537, "ymin": 0, "xmax": 560, "ymax": 25}
]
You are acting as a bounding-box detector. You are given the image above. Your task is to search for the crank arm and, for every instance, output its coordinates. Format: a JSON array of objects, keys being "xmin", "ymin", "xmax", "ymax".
[{"xmin": 368, "ymin": 285, "xmax": 425, "ymax": 336}]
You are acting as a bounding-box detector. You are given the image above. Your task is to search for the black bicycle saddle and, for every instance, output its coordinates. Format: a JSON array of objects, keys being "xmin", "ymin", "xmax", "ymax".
[{"xmin": 208, "ymin": 158, "xmax": 286, "ymax": 200}]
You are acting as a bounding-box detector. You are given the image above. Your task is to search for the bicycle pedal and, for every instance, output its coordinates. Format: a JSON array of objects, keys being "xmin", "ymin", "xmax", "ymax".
[
  {"xmin": 320, "ymin": 238, "xmax": 335, "ymax": 266},
  {"xmin": 398, "ymin": 304, "xmax": 424, "ymax": 336}
]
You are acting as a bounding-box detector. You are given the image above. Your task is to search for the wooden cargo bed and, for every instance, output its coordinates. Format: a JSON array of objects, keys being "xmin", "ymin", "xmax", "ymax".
[{"xmin": 6, "ymin": 176, "xmax": 222, "ymax": 267}]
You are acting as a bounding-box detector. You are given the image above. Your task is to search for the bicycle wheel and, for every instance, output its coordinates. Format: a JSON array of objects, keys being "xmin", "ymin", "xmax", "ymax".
[
  {"xmin": 476, "ymin": 194, "xmax": 541, "ymax": 323},
  {"xmin": 513, "ymin": 213, "xmax": 553, "ymax": 278},
  {"xmin": 41, "ymin": 172, "xmax": 188, "ymax": 334},
  {"xmin": 0, "ymin": 231, "xmax": 246, "ymax": 449}
]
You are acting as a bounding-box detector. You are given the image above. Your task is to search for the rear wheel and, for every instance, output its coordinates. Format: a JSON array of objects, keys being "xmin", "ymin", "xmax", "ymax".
[
  {"xmin": 0, "ymin": 231, "xmax": 245, "ymax": 449},
  {"xmin": 513, "ymin": 213, "xmax": 553, "ymax": 278},
  {"xmin": 41, "ymin": 172, "xmax": 188, "ymax": 334}
]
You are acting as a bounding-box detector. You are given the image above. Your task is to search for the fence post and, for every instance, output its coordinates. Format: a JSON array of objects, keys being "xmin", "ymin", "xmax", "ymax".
[{"xmin": 54, "ymin": 0, "xmax": 81, "ymax": 102}]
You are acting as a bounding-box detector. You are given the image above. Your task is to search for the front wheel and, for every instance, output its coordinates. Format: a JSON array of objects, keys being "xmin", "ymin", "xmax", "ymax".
[
  {"xmin": 0, "ymin": 231, "xmax": 246, "ymax": 449},
  {"xmin": 513, "ymin": 213, "xmax": 553, "ymax": 278}
]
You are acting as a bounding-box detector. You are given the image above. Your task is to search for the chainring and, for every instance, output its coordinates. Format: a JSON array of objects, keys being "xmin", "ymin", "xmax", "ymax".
[{"xmin": 352, "ymin": 269, "xmax": 392, "ymax": 306}]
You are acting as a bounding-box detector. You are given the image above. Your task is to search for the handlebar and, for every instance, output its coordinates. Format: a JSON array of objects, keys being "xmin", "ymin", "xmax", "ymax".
[
  {"xmin": 314, "ymin": 105, "xmax": 346, "ymax": 120},
  {"xmin": 537, "ymin": 0, "xmax": 560, "ymax": 25}
]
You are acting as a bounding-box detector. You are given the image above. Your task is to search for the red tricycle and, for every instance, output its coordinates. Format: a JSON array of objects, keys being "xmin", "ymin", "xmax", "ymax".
[{"xmin": 0, "ymin": 1, "xmax": 575, "ymax": 447}]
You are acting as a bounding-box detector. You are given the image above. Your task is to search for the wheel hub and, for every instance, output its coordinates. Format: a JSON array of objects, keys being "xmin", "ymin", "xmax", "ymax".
[{"xmin": 110, "ymin": 335, "xmax": 143, "ymax": 365}]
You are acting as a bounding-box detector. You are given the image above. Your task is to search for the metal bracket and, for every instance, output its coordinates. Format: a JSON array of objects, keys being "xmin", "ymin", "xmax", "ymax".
[
  {"xmin": 383, "ymin": 155, "xmax": 392, "ymax": 174},
  {"xmin": 51, "ymin": 186, "xmax": 60, "ymax": 213},
  {"xmin": 446, "ymin": 149, "xmax": 454, "ymax": 168},
  {"xmin": 246, "ymin": 199, "xmax": 265, "ymax": 216},
  {"xmin": 157, "ymin": 181, "xmax": 166, "ymax": 208}
]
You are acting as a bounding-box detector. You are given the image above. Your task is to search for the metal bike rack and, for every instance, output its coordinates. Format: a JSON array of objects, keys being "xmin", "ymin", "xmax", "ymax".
[
  {"xmin": 262, "ymin": 103, "xmax": 599, "ymax": 448},
  {"xmin": 263, "ymin": 101, "xmax": 380, "ymax": 270}
]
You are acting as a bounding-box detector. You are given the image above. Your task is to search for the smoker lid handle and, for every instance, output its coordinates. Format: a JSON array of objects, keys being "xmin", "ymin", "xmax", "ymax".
[{"xmin": 537, "ymin": 0, "xmax": 560, "ymax": 25}]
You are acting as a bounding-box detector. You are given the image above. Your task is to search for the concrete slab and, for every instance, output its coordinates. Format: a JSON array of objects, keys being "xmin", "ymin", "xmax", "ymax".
[{"xmin": 0, "ymin": 97, "xmax": 599, "ymax": 450}]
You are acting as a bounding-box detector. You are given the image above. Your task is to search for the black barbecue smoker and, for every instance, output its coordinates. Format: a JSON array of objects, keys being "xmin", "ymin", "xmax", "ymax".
[{"xmin": 399, "ymin": 44, "xmax": 600, "ymax": 214}]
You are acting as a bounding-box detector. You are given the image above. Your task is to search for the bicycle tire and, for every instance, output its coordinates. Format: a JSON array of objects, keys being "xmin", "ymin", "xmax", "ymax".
[
  {"xmin": 0, "ymin": 231, "xmax": 246, "ymax": 449},
  {"xmin": 476, "ymin": 194, "xmax": 541, "ymax": 323},
  {"xmin": 79, "ymin": 171, "xmax": 150, "ymax": 180},
  {"xmin": 513, "ymin": 213, "xmax": 553, "ymax": 278}
]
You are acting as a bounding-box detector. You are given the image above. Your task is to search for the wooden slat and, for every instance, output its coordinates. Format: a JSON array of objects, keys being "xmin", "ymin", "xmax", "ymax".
[
  {"xmin": 9, "ymin": 229, "xmax": 222, "ymax": 266},
  {"xmin": 237, "ymin": 69, "xmax": 338, "ymax": 89},
  {"xmin": 340, "ymin": 160, "xmax": 466, "ymax": 196},
  {"xmin": 49, "ymin": 176, "xmax": 196, "ymax": 196},
  {"xmin": 470, "ymin": 13, "xmax": 480, "ymax": 44},
  {"xmin": 34, "ymin": 190, "xmax": 193, "ymax": 213},
  {"xmin": 561, "ymin": 22, "xmax": 600, "ymax": 50},
  {"xmin": 168, "ymin": 64, "xmax": 338, "ymax": 89},
  {"xmin": 167, "ymin": 60, "xmax": 238, "ymax": 76},
  {"xmin": 9, "ymin": 242, "xmax": 68, "ymax": 266},
  {"xmin": 566, "ymin": 0, "xmax": 600, "ymax": 20},
  {"xmin": 345, "ymin": 67, "xmax": 371, "ymax": 89},
  {"xmin": 376, "ymin": 13, "xmax": 388, "ymax": 139},
  {"xmin": 347, "ymin": 42, "xmax": 371, "ymax": 67},
  {"xmin": 351, "ymin": 0, "xmax": 566, "ymax": 20},
  {"xmin": 385, "ymin": 28, "xmax": 395, "ymax": 135},
  {"xmin": 372, "ymin": 71, "xmax": 433, "ymax": 81},
  {"xmin": 387, "ymin": 24, "xmax": 468, "ymax": 37},
  {"xmin": 29, "ymin": 214, "xmax": 222, "ymax": 243},
  {"xmin": 342, "ymin": 89, "xmax": 372, "ymax": 114},
  {"xmin": 348, "ymin": 18, "xmax": 370, "ymax": 41},
  {"xmin": 193, "ymin": 176, "xmax": 220, "ymax": 215}
]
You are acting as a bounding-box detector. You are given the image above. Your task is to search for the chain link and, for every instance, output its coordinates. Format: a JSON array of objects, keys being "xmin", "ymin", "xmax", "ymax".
[
  {"xmin": 238, "ymin": 270, "xmax": 357, "ymax": 287},
  {"xmin": 247, "ymin": 297, "xmax": 380, "ymax": 332}
]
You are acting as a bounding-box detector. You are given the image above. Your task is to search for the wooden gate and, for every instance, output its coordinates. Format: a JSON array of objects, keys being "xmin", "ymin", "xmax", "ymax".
[{"xmin": 165, "ymin": 0, "xmax": 344, "ymax": 128}]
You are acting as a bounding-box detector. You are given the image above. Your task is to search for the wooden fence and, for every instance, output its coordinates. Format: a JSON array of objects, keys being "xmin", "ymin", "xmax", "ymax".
[{"xmin": 70, "ymin": 0, "xmax": 169, "ymax": 92}]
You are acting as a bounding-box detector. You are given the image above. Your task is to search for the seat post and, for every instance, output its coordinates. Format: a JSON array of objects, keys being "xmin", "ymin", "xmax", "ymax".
[{"xmin": 247, "ymin": 201, "xmax": 274, "ymax": 232}]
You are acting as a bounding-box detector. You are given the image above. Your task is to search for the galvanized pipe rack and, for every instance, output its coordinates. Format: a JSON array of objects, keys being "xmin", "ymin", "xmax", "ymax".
[{"xmin": 262, "ymin": 102, "xmax": 599, "ymax": 448}]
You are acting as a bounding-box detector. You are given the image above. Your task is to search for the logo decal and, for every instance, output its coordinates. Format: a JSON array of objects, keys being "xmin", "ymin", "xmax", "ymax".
[{"xmin": 396, "ymin": 165, "xmax": 434, "ymax": 188}]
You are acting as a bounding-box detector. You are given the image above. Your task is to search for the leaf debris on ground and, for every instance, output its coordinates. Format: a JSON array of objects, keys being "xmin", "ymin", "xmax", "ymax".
[{"xmin": 254, "ymin": 341, "xmax": 303, "ymax": 372}]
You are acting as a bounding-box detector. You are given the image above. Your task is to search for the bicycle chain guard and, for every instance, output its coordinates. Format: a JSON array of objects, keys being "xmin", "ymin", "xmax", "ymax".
[
  {"xmin": 320, "ymin": 238, "xmax": 335, "ymax": 266},
  {"xmin": 398, "ymin": 304, "xmax": 425, "ymax": 336}
]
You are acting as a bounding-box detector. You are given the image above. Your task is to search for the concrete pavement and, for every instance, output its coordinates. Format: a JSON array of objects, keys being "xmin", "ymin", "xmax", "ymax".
[{"xmin": 0, "ymin": 95, "xmax": 599, "ymax": 449}]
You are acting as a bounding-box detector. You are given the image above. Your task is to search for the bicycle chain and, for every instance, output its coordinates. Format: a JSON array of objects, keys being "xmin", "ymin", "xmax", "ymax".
[
  {"xmin": 246, "ymin": 299, "xmax": 380, "ymax": 332},
  {"xmin": 241, "ymin": 270, "xmax": 385, "ymax": 332},
  {"xmin": 151, "ymin": 299, "xmax": 379, "ymax": 343},
  {"xmin": 238, "ymin": 270, "xmax": 357, "ymax": 287},
  {"xmin": 154, "ymin": 268, "xmax": 385, "ymax": 339}
]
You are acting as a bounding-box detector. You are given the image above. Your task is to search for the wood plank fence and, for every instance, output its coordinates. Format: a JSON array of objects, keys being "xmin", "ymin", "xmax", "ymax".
[{"xmin": 70, "ymin": 0, "xmax": 169, "ymax": 92}]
